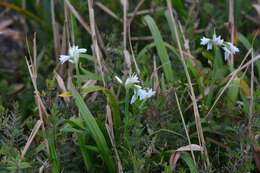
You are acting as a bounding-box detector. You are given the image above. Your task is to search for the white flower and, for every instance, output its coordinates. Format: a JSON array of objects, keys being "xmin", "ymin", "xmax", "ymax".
[
  {"xmin": 59, "ymin": 45, "xmax": 87, "ymax": 64},
  {"xmin": 223, "ymin": 47, "xmax": 231, "ymax": 61},
  {"xmin": 59, "ymin": 55, "xmax": 71, "ymax": 64},
  {"xmin": 115, "ymin": 73, "xmax": 140, "ymax": 87},
  {"xmin": 212, "ymin": 34, "xmax": 224, "ymax": 46},
  {"xmin": 138, "ymin": 88, "xmax": 156, "ymax": 100},
  {"xmin": 130, "ymin": 88, "xmax": 156, "ymax": 104},
  {"xmin": 130, "ymin": 89, "xmax": 139, "ymax": 104},
  {"xmin": 222, "ymin": 42, "xmax": 239, "ymax": 61},
  {"xmin": 200, "ymin": 37, "xmax": 212, "ymax": 50},
  {"xmin": 125, "ymin": 74, "xmax": 140, "ymax": 87},
  {"xmin": 227, "ymin": 42, "xmax": 239, "ymax": 54}
]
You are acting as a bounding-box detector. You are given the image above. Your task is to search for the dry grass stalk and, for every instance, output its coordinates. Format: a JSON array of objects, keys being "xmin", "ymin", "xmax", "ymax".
[
  {"xmin": 206, "ymin": 49, "xmax": 254, "ymax": 117},
  {"xmin": 128, "ymin": 26, "xmax": 140, "ymax": 75},
  {"xmin": 65, "ymin": 0, "xmax": 105, "ymax": 53},
  {"xmin": 152, "ymin": 56, "xmax": 160, "ymax": 95},
  {"xmin": 51, "ymin": 0, "xmax": 60, "ymax": 59},
  {"xmin": 248, "ymin": 51, "xmax": 254, "ymax": 137},
  {"xmin": 121, "ymin": 0, "xmax": 132, "ymax": 74},
  {"xmin": 65, "ymin": 0, "xmax": 91, "ymax": 33},
  {"xmin": 229, "ymin": 0, "xmax": 235, "ymax": 66},
  {"xmin": 87, "ymin": 0, "xmax": 106, "ymax": 86},
  {"xmin": 131, "ymin": 36, "xmax": 153, "ymax": 41},
  {"xmin": 22, "ymin": 34, "xmax": 49, "ymax": 162},
  {"xmin": 166, "ymin": 0, "xmax": 210, "ymax": 168},
  {"xmin": 96, "ymin": 2, "xmax": 122, "ymax": 23},
  {"xmin": 121, "ymin": 0, "xmax": 128, "ymax": 51},
  {"xmin": 105, "ymin": 105, "xmax": 123, "ymax": 173},
  {"xmin": 55, "ymin": 71, "xmax": 70, "ymax": 103},
  {"xmin": 174, "ymin": 92, "xmax": 196, "ymax": 166},
  {"xmin": 21, "ymin": 120, "xmax": 43, "ymax": 159},
  {"xmin": 128, "ymin": 7, "xmax": 165, "ymax": 17},
  {"xmin": 123, "ymin": 50, "xmax": 132, "ymax": 74},
  {"xmin": 128, "ymin": 0, "xmax": 145, "ymax": 25}
]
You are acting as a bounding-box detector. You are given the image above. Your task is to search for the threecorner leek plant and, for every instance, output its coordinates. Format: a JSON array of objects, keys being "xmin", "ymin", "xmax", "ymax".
[{"xmin": 115, "ymin": 73, "xmax": 155, "ymax": 147}]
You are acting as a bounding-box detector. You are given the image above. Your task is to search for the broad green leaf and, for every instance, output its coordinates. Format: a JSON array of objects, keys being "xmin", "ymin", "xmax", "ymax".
[
  {"xmin": 181, "ymin": 152, "xmax": 198, "ymax": 173},
  {"xmin": 70, "ymin": 85, "xmax": 115, "ymax": 173},
  {"xmin": 80, "ymin": 85, "xmax": 121, "ymax": 135},
  {"xmin": 144, "ymin": 15, "xmax": 175, "ymax": 83},
  {"xmin": 237, "ymin": 32, "xmax": 251, "ymax": 50},
  {"xmin": 78, "ymin": 66, "xmax": 102, "ymax": 81}
]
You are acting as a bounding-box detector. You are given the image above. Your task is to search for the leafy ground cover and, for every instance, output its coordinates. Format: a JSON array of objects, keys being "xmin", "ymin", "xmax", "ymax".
[{"xmin": 0, "ymin": 0, "xmax": 260, "ymax": 172}]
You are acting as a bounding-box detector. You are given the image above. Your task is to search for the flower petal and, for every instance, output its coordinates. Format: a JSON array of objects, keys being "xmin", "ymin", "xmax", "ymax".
[
  {"xmin": 59, "ymin": 55, "xmax": 70, "ymax": 64},
  {"xmin": 115, "ymin": 76, "xmax": 123, "ymax": 84},
  {"xmin": 78, "ymin": 48, "xmax": 87, "ymax": 53}
]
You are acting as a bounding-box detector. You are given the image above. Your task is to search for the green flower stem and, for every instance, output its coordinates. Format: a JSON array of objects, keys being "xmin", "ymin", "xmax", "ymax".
[
  {"xmin": 138, "ymin": 99, "xmax": 147, "ymax": 110},
  {"xmin": 124, "ymin": 88, "xmax": 130, "ymax": 145},
  {"xmin": 75, "ymin": 59, "xmax": 81, "ymax": 87}
]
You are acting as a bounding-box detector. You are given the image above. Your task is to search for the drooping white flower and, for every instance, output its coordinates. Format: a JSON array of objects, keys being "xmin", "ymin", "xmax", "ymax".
[
  {"xmin": 130, "ymin": 89, "xmax": 139, "ymax": 104},
  {"xmin": 130, "ymin": 88, "xmax": 156, "ymax": 104},
  {"xmin": 59, "ymin": 45, "xmax": 87, "ymax": 64},
  {"xmin": 137, "ymin": 88, "xmax": 156, "ymax": 100},
  {"xmin": 59, "ymin": 55, "xmax": 71, "ymax": 64},
  {"xmin": 223, "ymin": 47, "xmax": 231, "ymax": 61},
  {"xmin": 212, "ymin": 34, "xmax": 224, "ymax": 46},
  {"xmin": 227, "ymin": 42, "xmax": 239, "ymax": 54},
  {"xmin": 222, "ymin": 42, "xmax": 239, "ymax": 61},
  {"xmin": 200, "ymin": 37, "xmax": 212, "ymax": 50}
]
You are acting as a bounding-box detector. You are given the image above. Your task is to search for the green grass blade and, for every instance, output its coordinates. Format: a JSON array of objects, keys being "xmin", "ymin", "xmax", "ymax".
[
  {"xmin": 181, "ymin": 152, "xmax": 198, "ymax": 173},
  {"xmin": 78, "ymin": 134, "xmax": 94, "ymax": 172},
  {"xmin": 81, "ymin": 85, "xmax": 122, "ymax": 135},
  {"xmin": 144, "ymin": 15, "xmax": 175, "ymax": 83},
  {"xmin": 70, "ymin": 85, "xmax": 115, "ymax": 173},
  {"xmin": 46, "ymin": 129, "xmax": 61, "ymax": 173}
]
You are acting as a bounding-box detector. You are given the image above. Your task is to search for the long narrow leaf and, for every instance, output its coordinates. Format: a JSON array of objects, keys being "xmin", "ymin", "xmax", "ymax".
[
  {"xmin": 81, "ymin": 85, "xmax": 122, "ymax": 137},
  {"xmin": 70, "ymin": 85, "xmax": 115, "ymax": 173},
  {"xmin": 144, "ymin": 15, "xmax": 175, "ymax": 83}
]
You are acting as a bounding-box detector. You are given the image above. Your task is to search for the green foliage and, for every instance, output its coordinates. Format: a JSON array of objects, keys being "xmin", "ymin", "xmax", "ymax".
[
  {"xmin": 0, "ymin": 0, "xmax": 259, "ymax": 172},
  {"xmin": 70, "ymin": 85, "xmax": 115, "ymax": 173}
]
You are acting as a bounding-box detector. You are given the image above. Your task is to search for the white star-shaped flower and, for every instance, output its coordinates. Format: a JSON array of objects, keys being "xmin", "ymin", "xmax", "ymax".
[
  {"xmin": 130, "ymin": 88, "xmax": 155, "ymax": 104},
  {"xmin": 212, "ymin": 34, "xmax": 224, "ymax": 46},
  {"xmin": 59, "ymin": 45, "xmax": 87, "ymax": 64},
  {"xmin": 222, "ymin": 42, "xmax": 239, "ymax": 61},
  {"xmin": 200, "ymin": 37, "xmax": 212, "ymax": 50},
  {"xmin": 115, "ymin": 73, "xmax": 140, "ymax": 88}
]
